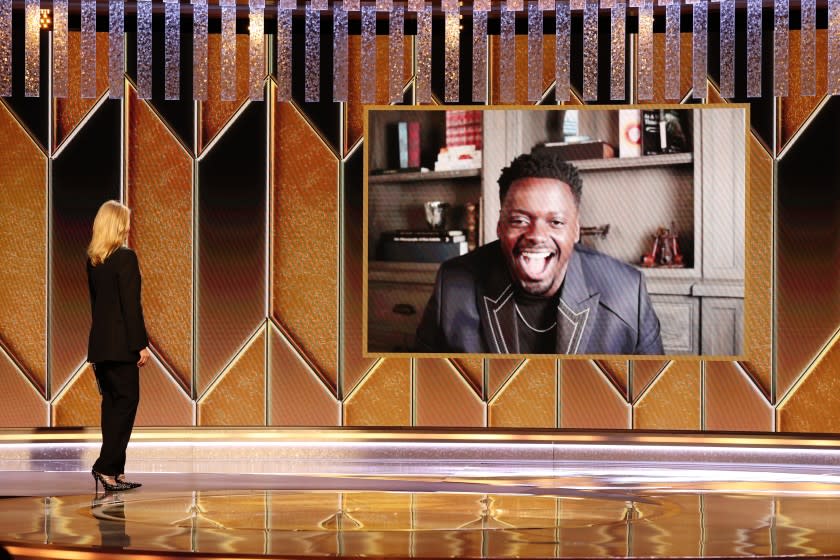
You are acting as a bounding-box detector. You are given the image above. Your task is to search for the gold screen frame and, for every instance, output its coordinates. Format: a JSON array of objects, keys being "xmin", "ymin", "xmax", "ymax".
[{"xmin": 362, "ymin": 104, "xmax": 763, "ymax": 362}]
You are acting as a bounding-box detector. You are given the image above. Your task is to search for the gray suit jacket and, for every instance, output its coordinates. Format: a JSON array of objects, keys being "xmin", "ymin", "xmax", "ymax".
[{"xmin": 416, "ymin": 241, "xmax": 663, "ymax": 355}]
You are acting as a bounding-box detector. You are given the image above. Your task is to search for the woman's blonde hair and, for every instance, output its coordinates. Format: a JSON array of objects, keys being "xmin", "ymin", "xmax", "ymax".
[{"xmin": 87, "ymin": 200, "xmax": 131, "ymax": 266}]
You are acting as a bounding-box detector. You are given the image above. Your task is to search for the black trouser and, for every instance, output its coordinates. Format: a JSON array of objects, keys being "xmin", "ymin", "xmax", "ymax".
[{"xmin": 92, "ymin": 361, "xmax": 139, "ymax": 476}]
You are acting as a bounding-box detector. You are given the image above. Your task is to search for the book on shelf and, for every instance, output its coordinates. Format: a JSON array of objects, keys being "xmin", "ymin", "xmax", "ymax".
[
  {"xmin": 397, "ymin": 121, "xmax": 421, "ymax": 169},
  {"xmin": 532, "ymin": 140, "xmax": 616, "ymax": 161},
  {"xmin": 379, "ymin": 239, "xmax": 469, "ymax": 263},
  {"xmin": 382, "ymin": 230, "xmax": 466, "ymax": 243}
]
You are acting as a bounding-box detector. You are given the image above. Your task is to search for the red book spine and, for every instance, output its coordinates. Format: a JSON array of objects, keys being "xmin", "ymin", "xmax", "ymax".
[{"xmin": 408, "ymin": 121, "xmax": 421, "ymax": 168}]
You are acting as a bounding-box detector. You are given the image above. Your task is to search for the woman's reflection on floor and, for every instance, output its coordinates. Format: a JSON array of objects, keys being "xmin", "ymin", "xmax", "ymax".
[{"xmin": 92, "ymin": 491, "xmax": 130, "ymax": 548}]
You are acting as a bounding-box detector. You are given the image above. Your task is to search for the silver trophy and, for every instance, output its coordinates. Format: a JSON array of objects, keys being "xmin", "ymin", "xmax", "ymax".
[{"xmin": 423, "ymin": 201, "xmax": 450, "ymax": 231}]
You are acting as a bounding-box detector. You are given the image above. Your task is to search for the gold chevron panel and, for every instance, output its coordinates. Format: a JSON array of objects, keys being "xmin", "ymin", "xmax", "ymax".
[
  {"xmin": 273, "ymin": 101, "xmax": 340, "ymax": 390},
  {"xmin": 487, "ymin": 358, "xmax": 524, "ymax": 399},
  {"xmin": 53, "ymin": 32, "xmax": 109, "ymax": 151},
  {"xmin": 198, "ymin": 328, "xmax": 266, "ymax": 426},
  {"xmin": 269, "ymin": 323, "xmax": 340, "ymax": 426},
  {"xmin": 488, "ymin": 359, "xmax": 556, "ymax": 428},
  {"xmin": 134, "ymin": 356, "xmax": 193, "ymax": 426},
  {"xmin": 126, "ymin": 86, "xmax": 194, "ymax": 391},
  {"xmin": 0, "ymin": 102, "xmax": 47, "ymax": 394},
  {"xmin": 740, "ymin": 133, "xmax": 774, "ymax": 396},
  {"xmin": 701, "ymin": 494, "xmax": 772, "ymax": 556},
  {"xmin": 780, "ymin": 30, "xmax": 829, "ymax": 151},
  {"xmin": 632, "ymin": 360, "xmax": 667, "ymax": 401},
  {"xmin": 776, "ymin": 332, "xmax": 840, "ymax": 432},
  {"xmin": 451, "ymin": 357, "xmax": 484, "ymax": 396},
  {"xmin": 560, "ymin": 361, "xmax": 630, "ymax": 429},
  {"xmin": 632, "ymin": 496, "xmax": 701, "ymax": 556},
  {"xmin": 637, "ymin": 33, "xmax": 694, "ymax": 104},
  {"xmin": 595, "ymin": 360, "xmax": 629, "ymax": 399},
  {"xmin": 345, "ymin": 36, "xmax": 413, "ymax": 156},
  {"xmin": 200, "ymin": 34, "xmax": 251, "ymax": 153},
  {"xmin": 489, "ymin": 36, "xmax": 557, "ymax": 105},
  {"xmin": 634, "ymin": 361, "xmax": 700, "ymax": 430},
  {"xmin": 341, "ymin": 156, "xmax": 377, "ymax": 398},
  {"xmin": 704, "ymin": 361, "xmax": 772, "ymax": 432},
  {"xmin": 343, "ymin": 359, "xmax": 411, "ymax": 426},
  {"xmin": 0, "ymin": 349, "xmax": 47, "ymax": 427},
  {"xmin": 51, "ymin": 364, "xmax": 99, "ymax": 427},
  {"xmin": 414, "ymin": 358, "xmax": 484, "ymax": 426}
]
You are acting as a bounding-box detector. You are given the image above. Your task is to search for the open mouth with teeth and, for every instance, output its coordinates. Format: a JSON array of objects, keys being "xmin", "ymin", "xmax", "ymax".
[{"xmin": 515, "ymin": 248, "xmax": 557, "ymax": 280}]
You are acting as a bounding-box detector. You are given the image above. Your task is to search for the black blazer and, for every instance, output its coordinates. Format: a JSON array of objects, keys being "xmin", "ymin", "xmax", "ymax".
[
  {"xmin": 416, "ymin": 241, "xmax": 664, "ymax": 355},
  {"xmin": 87, "ymin": 247, "xmax": 149, "ymax": 363}
]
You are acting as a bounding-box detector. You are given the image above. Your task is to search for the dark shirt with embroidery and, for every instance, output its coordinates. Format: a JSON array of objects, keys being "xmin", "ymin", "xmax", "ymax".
[{"xmin": 513, "ymin": 289, "xmax": 560, "ymax": 353}]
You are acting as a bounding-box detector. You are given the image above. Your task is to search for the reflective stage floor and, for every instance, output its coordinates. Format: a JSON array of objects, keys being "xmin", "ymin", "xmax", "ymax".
[{"xmin": 2, "ymin": 430, "xmax": 840, "ymax": 559}]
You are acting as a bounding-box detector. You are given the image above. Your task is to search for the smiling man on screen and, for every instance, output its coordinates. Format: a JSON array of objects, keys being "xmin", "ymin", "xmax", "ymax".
[{"xmin": 415, "ymin": 152, "xmax": 663, "ymax": 355}]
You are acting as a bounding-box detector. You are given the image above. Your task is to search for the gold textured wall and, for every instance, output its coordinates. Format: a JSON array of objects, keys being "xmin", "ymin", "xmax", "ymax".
[{"xmin": 0, "ymin": 28, "xmax": 837, "ymax": 432}]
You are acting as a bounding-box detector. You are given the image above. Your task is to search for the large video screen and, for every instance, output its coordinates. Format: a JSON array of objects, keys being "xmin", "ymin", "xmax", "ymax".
[{"xmin": 365, "ymin": 106, "xmax": 754, "ymax": 358}]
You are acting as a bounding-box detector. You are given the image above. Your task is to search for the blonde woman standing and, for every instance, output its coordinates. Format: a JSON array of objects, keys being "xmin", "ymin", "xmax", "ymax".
[{"xmin": 87, "ymin": 200, "xmax": 150, "ymax": 492}]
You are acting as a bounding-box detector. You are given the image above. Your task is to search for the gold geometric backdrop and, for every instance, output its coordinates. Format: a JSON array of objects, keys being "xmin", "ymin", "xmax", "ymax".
[{"xmin": 0, "ymin": 31, "xmax": 838, "ymax": 431}]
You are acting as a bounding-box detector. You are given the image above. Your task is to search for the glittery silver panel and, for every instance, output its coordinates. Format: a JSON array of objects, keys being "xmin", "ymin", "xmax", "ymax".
[
  {"xmin": 444, "ymin": 7, "xmax": 459, "ymax": 102},
  {"xmin": 799, "ymin": 0, "xmax": 815, "ymax": 96},
  {"xmin": 389, "ymin": 6, "xmax": 404, "ymax": 103},
  {"xmin": 221, "ymin": 0, "xmax": 237, "ymax": 101},
  {"xmin": 376, "ymin": 0, "xmax": 393, "ymax": 10},
  {"xmin": 610, "ymin": 2, "xmax": 625, "ymax": 100},
  {"xmin": 305, "ymin": 3, "xmax": 320, "ymax": 102},
  {"xmin": 747, "ymin": 0, "xmax": 762, "ymax": 97},
  {"xmin": 773, "ymin": 0, "xmax": 789, "ymax": 96},
  {"xmin": 192, "ymin": 0, "xmax": 208, "ymax": 101},
  {"xmin": 473, "ymin": 0, "xmax": 491, "ymax": 10},
  {"xmin": 416, "ymin": 4, "xmax": 432, "ymax": 102},
  {"xmin": 278, "ymin": 0, "xmax": 297, "ymax": 7},
  {"xmin": 555, "ymin": 0, "xmax": 570, "ymax": 101},
  {"xmin": 108, "ymin": 0, "xmax": 124, "ymax": 99},
  {"xmin": 361, "ymin": 5, "xmax": 376, "ymax": 103},
  {"xmin": 472, "ymin": 9, "xmax": 487, "ymax": 102},
  {"xmin": 500, "ymin": 5, "xmax": 515, "ymax": 103},
  {"xmin": 637, "ymin": 0, "xmax": 653, "ymax": 100},
  {"xmin": 165, "ymin": 0, "xmax": 181, "ymax": 100},
  {"xmin": 24, "ymin": 0, "xmax": 39, "ymax": 97},
  {"xmin": 442, "ymin": 0, "xmax": 457, "ymax": 10},
  {"xmin": 570, "ymin": 0, "xmax": 582, "ymax": 11},
  {"xmin": 507, "ymin": 0, "xmax": 524, "ymax": 10},
  {"xmin": 691, "ymin": 0, "xmax": 706, "ymax": 98},
  {"xmin": 137, "ymin": 0, "xmax": 152, "ymax": 99},
  {"xmin": 333, "ymin": 4, "xmax": 348, "ymax": 101},
  {"xmin": 528, "ymin": 2, "xmax": 543, "ymax": 102},
  {"xmin": 0, "ymin": 0, "xmax": 9, "ymax": 96},
  {"xmin": 248, "ymin": 0, "xmax": 265, "ymax": 101},
  {"xmin": 829, "ymin": 0, "xmax": 840, "ymax": 93},
  {"xmin": 312, "ymin": 0, "xmax": 328, "ymax": 9},
  {"xmin": 81, "ymin": 0, "xmax": 96, "ymax": 98},
  {"xmin": 538, "ymin": 0, "xmax": 553, "ymax": 9},
  {"xmin": 52, "ymin": 0, "xmax": 68, "ymax": 98},
  {"xmin": 719, "ymin": 0, "xmax": 735, "ymax": 97},
  {"xmin": 583, "ymin": 0, "xmax": 598, "ymax": 100},
  {"xmin": 345, "ymin": 0, "xmax": 361, "ymax": 10},
  {"xmin": 665, "ymin": 2, "xmax": 680, "ymax": 100},
  {"xmin": 276, "ymin": 8, "xmax": 292, "ymax": 101}
]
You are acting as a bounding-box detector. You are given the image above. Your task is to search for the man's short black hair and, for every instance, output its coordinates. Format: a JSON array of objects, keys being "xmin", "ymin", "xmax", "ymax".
[{"xmin": 498, "ymin": 152, "xmax": 583, "ymax": 206}]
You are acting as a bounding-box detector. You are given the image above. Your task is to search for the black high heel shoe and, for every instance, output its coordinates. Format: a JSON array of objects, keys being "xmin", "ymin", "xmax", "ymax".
[
  {"xmin": 92, "ymin": 469, "xmax": 133, "ymax": 492},
  {"xmin": 116, "ymin": 474, "xmax": 142, "ymax": 489}
]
